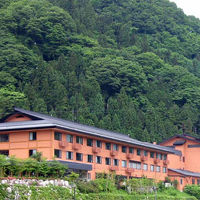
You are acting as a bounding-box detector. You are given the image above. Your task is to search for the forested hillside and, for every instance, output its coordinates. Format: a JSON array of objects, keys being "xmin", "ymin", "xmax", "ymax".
[{"xmin": 1, "ymin": 0, "xmax": 200, "ymax": 142}]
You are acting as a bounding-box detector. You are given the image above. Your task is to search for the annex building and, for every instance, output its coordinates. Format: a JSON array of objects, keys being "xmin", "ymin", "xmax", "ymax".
[{"xmin": 0, "ymin": 108, "xmax": 199, "ymax": 190}]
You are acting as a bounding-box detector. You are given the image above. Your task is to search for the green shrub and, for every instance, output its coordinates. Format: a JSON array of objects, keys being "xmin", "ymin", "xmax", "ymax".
[
  {"xmin": 77, "ymin": 180, "xmax": 99, "ymax": 193},
  {"xmin": 184, "ymin": 185, "xmax": 200, "ymax": 200},
  {"xmin": 93, "ymin": 178, "xmax": 117, "ymax": 193}
]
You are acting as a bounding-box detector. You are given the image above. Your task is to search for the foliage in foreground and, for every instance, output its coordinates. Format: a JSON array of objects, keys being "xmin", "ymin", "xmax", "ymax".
[
  {"xmin": 184, "ymin": 185, "xmax": 200, "ymax": 200},
  {"xmin": 0, "ymin": 154, "xmax": 67, "ymax": 178}
]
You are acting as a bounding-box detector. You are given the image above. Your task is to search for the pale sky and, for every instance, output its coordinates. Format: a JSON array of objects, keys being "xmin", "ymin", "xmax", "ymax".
[{"xmin": 169, "ymin": 0, "xmax": 200, "ymax": 19}]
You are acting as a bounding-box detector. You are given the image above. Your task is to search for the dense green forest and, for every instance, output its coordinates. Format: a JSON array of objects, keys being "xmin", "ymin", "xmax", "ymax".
[{"xmin": 1, "ymin": 0, "xmax": 200, "ymax": 142}]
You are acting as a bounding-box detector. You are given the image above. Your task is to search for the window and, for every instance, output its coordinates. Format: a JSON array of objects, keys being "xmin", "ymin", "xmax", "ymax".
[
  {"xmin": 66, "ymin": 151, "xmax": 73, "ymax": 160},
  {"xmin": 0, "ymin": 150, "xmax": 9, "ymax": 156},
  {"xmin": 113, "ymin": 144, "xmax": 118, "ymax": 151},
  {"xmin": 87, "ymin": 139, "xmax": 93, "ymax": 147},
  {"xmin": 87, "ymin": 173, "xmax": 91, "ymax": 180},
  {"xmin": 54, "ymin": 149, "xmax": 61, "ymax": 158},
  {"xmin": 122, "ymin": 160, "xmax": 127, "ymax": 168},
  {"xmin": 0, "ymin": 134, "xmax": 9, "ymax": 142},
  {"xmin": 67, "ymin": 135, "xmax": 73, "ymax": 143},
  {"xmin": 143, "ymin": 164, "xmax": 148, "ymax": 171},
  {"xmin": 144, "ymin": 150, "xmax": 148, "ymax": 156},
  {"xmin": 137, "ymin": 149, "xmax": 141, "ymax": 156},
  {"xmin": 113, "ymin": 159, "xmax": 119, "ymax": 166},
  {"xmin": 129, "ymin": 147, "xmax": 134, "ymax": 154},
  {"xmin": 87, "ymin": 155, "xmax": 93, "ymax": 163},
  {"xmin": 96, "ymin": 156, "xmax": 102, "ymax": 164},
  {"xmin": 150, "ymin": 165, "xmax": 154, "ymax": 172},
  {"xmin": 76, "ymin": 153, "xmax": 83, "ymax": 161},
  {"xmin": 150, "ymin": 152, "xmax": 154, "ymax": 158},
  {"xmin": 76, "ymin": 136, "xmax": 83, "ymax": 144},
  {"xmin": 122, "ymin": 146, "xmax": 127, "ymax": 153},
  {"xmin": 54, "ymin": 132, "xmax": 62, "ymax": 141},
  {"xmin": 29, "ymin": 149, "xmax": 37, "ymax": 157},
  {"xmin": 105, "ymin": 157, "xmax": 111, "ymax": 165},
  {"xmin": 163, "ymin": 154, "xmax": 167, "ymax": 160},
  {"xmin": 183, "ymin": 156, "xmax": 185, "ymax": 162},
  {"xmin": 156, "ymin": 166, "xmax": 160, "ymax": 172},
  {"xmin": 163, "ymin": 167, "xmax": 167, "ymax": 173},
  {"xmin": 192, "ymin": 179, "xmax": 195, "ymax": 184},
  {"xmin": 156, "ymin": 153, "xmax": 162, "ymax": 160},
  {"xmin": 180, "ymin": 179, "xmax": 183, "ymax": 185},
  {"xmin": 197, "ymin": 179, "xmax": 200, "ymax": 185},
  {"xmin": 129, "ymin": 161, "xmax": 141, "ymax": 169},
  {"xmin": 96, "ymin": 140, "xmax": 102, "ymax": 148},
  {"xmin": 29, "ymin": 132, "xmax": 37, "ymax": 141},
  {"xmin": 106, "ymin": 143, "xmax": 111, "ymax": 150}
]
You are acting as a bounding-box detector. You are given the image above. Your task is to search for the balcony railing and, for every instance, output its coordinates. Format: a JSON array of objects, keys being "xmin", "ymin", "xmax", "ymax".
[
  {"xmin": 126, "ymin": 153, "xmax": 133, "ymax": 160},
  {"xmin": 59, "ymin": 141, "xmax": 67, "ymax": 148},
  {"xmin": 140, "ymin": 155, "xmax": 147, "ymax": 162},
  {"xmin": 163, "ymin": 159, "xmax": 169, "ymax": 165},
  {"xmin": 92, "ymin": 147, "xmax": 101, "ymax": 154},
  {"xmin": 154, "ymin": 158, "xmax": 160, "ymax": 164},
  {"xmin": 125, "ymin": 168, "xmax": 134, "ymax": 174},
  {"xmin": 72, "ymin": 143, "xmax": 82, "ymax": 151},
  {"xmin": 110, "ymin": 150, "xmax": 118, "ymax": 157},
  {"xmin": 109, "ymin": 166, "xmax": 119, "ymax": 171}
]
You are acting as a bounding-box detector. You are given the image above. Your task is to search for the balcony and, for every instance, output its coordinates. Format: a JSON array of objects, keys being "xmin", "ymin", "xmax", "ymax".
[
  {"xmin": 110, "ymin": 150, "xmax": 118, "ymax": 157},
  {"xmin": 109, "ymin": 166, "xmax": 119, "ymax": 171},
  {"xmin": 59, "ymin": 141, "xmax": 67, "ymax": 148},
  {"xmin": 92, "ymin": 147, "xmax": 101, "ymax": 154},
  {"xmin": 72, "ymin": 143, "xmax": 82, "ymax": 151},
  {"xmin": 125, "ymin": 168, "xmax": 134, "ymax": 174},
  {"xmin": 140, "ymin": 155, "xmax": 147, "ymax": 162},
  {"xmin": 154, "ymin": 158, "xmax": 160, "ymax": 164},
  {"xmin": 163, "ymin": 160, "xmax": 169, "ymax": 165},
  {"xmin": 126, "ymin": 153, "xmax": 133, "ymax": 160}
]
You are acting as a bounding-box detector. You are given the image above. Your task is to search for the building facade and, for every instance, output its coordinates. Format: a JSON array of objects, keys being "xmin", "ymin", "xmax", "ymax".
[
  {"xmin": 0, "ymin": 108, "xmax": 199, "ymax": 190},
  {"xmin": 160, "ymin": 134, "xmax": 200, "ymax": 191}
]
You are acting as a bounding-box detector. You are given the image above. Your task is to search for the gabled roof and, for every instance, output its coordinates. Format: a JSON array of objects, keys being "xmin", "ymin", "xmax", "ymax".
[
  {"xmin": 169, "ymin": 168, "xmax": 200, "ymax": 178},
  {"xmin": 159, "ymin": 134, "xmax": 200, "ymax": 145},
  {"xmin": 0, "ymin": 107, "xmax": 181, "ymax": 155}
]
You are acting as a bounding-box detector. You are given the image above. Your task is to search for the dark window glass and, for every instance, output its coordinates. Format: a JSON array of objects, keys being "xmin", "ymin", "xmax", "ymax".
[
  {"xmin": 0, "ymin": 150, "xmax": 9, "ymax": 156},
  {"xmin": 0, "ymin": 134, "xmax": 9, "ymax": 142},
  {"xmin": 122, "ymin": 146, "xmax": 127, "ymax": 153},
  {"xmin": 96, "ymin": 156, "xmax": 102, "ymax": 164},
  {"xmin": 29, "ymin": 132, "xmax": 37, "ymax": 141},
  {"xmin": 54, "ymin": 132, "xmax": 62, "ymax": 141},
  {"xmin": 163, "ymin": 154, "xmax": 167, "ymax": 160},
  {"xmin": 29, "ymin": 149, "xmax": 37, "ymax": 157},
  {"xmin": 144, "ymin": 150, "xmax": 148, "ymax": 156},
  {"xmin": 192, "ymin": 179, "xmax": 195, "ymax": 184},
  {"xmin": 183, "ymin": 156, "xmax": 185, "ymax": 162},
  {"xmin": 156, "ymin": 153, "xmax": 162, "ymax": 159},
  {"xmin": 66, "ymin": 151, "xmax": 73, "ymax": 160},
  {"xmin": 76, "ymin": 153, "xmax": 83, "ymax": 161},
  {"xmin": 113, "ymin": 144, "xmax": 118, "ymax": 151},
  {"xmin": 87, "ymin": 155, "xmax": 93, "ymax": 163},
  {"xmin": 180, "ymin": 179, "xmax": 183, "ymax": 185},
  {"xmin": 96, "ymin": 140, "xmax": 102, "ymax": 148},
  {"xmin": 54, "ymin": 149, "xmax": 61, "ymax": 158},
  {"xmin": 67, "ymin": 135, "xmax": 73, "ymax": 143},
  {"xmin": 150, "ymin": 152, "xmax": 154, "ymax": 158},
  {"xmin": 197, "ymin": 179, "xmax": 200, "ymax": 185},
  {"xmin": 87, "ymin": 139, "xmax": 93, "ymax": 147},
  {"xmin": 137, "ymin": 149, "xmax": 141, "ymax": 156},
  {"xmin": 129, "ymin": 147, "xmax": 134, "ymax": 154},
  {"xmin": 106, "ymin": 143, "xmax": 111, "ymax": 150},
  {"xmin": 105, "ymin": 157, "xmax": 111, "ymax": 165},
  {"xmin": 76, "ymin": 136, "xmax": 83, "ymax": 144},
  {"xmin": 113, "ymin": 159, "xmax": 118, "ymax": 166}
]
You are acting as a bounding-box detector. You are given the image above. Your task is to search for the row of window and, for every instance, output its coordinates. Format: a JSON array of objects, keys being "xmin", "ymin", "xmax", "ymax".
[
  {"xmin": 0, "ymin": 132, "xmax": 37, "ymax": 142},
  {"xmin": 55, "ymin": 132, "xmax": 167, "ymax": 160},
  {"xmin": 55, "ymin": 149, "xmax": 167, "ymax": 173}
]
